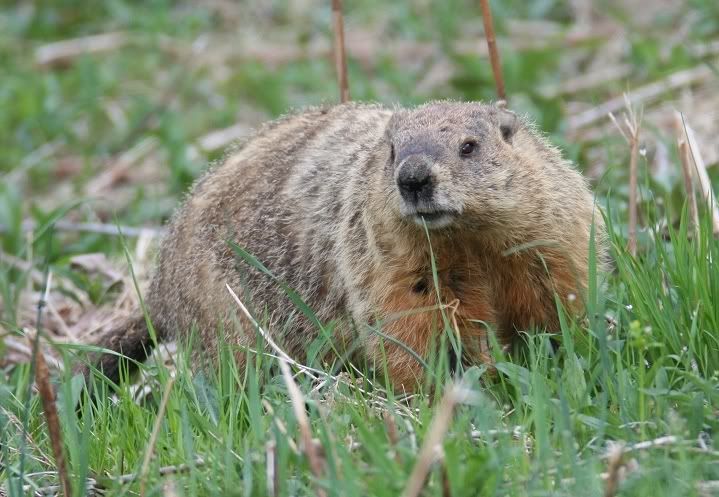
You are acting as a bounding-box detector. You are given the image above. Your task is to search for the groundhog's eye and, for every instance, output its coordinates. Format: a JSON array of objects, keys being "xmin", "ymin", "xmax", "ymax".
[
  {"xmin": 389, "ymin": 143, "xmax": 396, "ymax": 163},
  {"xmin": 460, "ymin": 140, "xmax": 477, "ymax": 156}
]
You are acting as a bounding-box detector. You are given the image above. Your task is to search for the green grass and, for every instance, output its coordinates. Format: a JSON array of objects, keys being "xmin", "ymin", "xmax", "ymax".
[
  {"xmin": 3, "ymin": 212, "xmax": 718, "ymax": 496},
  {"xmin": 2, "ymin": 1, "xmax": 719, "ymax": 496}
]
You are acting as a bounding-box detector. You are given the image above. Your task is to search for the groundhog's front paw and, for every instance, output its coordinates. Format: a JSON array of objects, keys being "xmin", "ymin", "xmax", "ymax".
[{"xmin": 379, "ymin": 352, "xmax": 427, "ymax": 392}]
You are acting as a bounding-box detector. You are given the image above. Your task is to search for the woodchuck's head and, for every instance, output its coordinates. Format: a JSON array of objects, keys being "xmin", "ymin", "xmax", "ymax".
[{"xmin": 385, "ymin": 101, "xmax": 540, "ymax": 232}]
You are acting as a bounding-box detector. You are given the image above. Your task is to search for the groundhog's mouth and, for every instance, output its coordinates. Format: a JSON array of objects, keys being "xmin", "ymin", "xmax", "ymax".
[{"xmin": 409, "ymin": 210, "xmax": 458, "ymax": 229}]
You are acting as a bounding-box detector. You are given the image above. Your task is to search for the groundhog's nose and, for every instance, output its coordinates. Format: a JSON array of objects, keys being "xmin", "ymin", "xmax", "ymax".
[{"xmin": 397, "ymin": 157, "xmax": 433, "ymax": 201}]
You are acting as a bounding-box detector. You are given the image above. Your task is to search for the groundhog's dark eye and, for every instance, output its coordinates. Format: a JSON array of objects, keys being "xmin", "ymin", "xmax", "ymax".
[
  {"xmin": 389, "ymin": 143, "xmax": 396, "ymax": 163},
  {"xmin": 460, "ymin": 140, "xmax": 476, "ymax": 156}
]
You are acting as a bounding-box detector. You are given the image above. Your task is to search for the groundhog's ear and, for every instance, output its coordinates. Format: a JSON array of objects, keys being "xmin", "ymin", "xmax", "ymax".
[{"xmin": 498, "ymin": 108, "xmax": 518, "ymax": 144}]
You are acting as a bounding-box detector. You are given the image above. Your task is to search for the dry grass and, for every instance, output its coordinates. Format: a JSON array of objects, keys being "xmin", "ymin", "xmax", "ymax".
[
  {"xmin": 479, "ymin": 0, "xmax": 506, "ymax": 102},
  {"xmin": 331, "ymin": 0, "xmax": 350, "ymax": 103}
]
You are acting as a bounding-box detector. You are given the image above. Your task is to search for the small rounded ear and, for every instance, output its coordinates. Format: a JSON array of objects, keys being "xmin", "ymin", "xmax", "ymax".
[
  {"xmin": 498, "ymin": 108, "xmax": 518, "ymax": 143},
  {"xmin": 385, "ymin": 108, "xmax": 405, "ymax": 136},
  {"xmin": 384, "ymin": 114, "xmax": 399, "ymax": 166}
]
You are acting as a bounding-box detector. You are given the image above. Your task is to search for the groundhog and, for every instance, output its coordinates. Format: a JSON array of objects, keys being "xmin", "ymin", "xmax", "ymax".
[{"xmin": 93, "ymin": 101, "xmax": 603, "ymax": 389}]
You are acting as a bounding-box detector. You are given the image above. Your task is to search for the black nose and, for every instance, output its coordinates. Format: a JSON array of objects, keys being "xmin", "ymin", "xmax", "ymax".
[{"xmin": 397, "ymin": 159, "xmax": 433, "ymax": 200}]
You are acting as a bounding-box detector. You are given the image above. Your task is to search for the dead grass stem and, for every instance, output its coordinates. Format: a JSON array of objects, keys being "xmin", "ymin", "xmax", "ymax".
[
  {"xmin": 331, "ymin": 0, "xmax": 350, "ymax": 103},
  {"xmin": 479, "ymin": 0, "xmax": 506, "ymax": 102}
]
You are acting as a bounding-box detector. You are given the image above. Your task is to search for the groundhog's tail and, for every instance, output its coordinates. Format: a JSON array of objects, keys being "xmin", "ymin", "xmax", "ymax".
[{"xmin": 84, "ymin": 312, "xmax": 156, "ymax": 387}]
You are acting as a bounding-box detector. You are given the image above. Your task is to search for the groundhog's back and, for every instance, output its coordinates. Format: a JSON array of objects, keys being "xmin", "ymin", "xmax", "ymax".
[{"xmin": 146, "ymin": 103, "xmax": 393, "ymax": 358}]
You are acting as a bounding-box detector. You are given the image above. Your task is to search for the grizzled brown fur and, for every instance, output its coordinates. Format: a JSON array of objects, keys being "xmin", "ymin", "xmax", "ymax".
[{"xmin": 94, "ymin": 101, "xmax": 603, "ymax": 389}]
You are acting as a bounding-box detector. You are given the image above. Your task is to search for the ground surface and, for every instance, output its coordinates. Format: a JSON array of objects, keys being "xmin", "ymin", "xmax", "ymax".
[{"xmin": 1, "ymin": 1, "xmax": 719, "ymax": 496}]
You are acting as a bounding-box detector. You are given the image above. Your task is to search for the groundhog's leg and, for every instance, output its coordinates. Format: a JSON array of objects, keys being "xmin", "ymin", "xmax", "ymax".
[
  {"xmin": 448, "ymin": 284, "xmax": 501, "ymax": 367},
  {"xmin": 499, "ymin": 253, "xmax": 585, "ymax": 335},
  {"xmin": 369, "ymin": 286, "xmax": 497, "ymax": 390},
  {"xmin": 369, "ymin": 308, "xmax": 439, "ymax": 390}
]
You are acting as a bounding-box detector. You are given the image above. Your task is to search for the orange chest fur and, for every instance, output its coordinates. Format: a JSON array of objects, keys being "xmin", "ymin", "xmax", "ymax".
[{"xmin": 371, "ymin": 247, "xmax": 576, "ymax": 339}]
